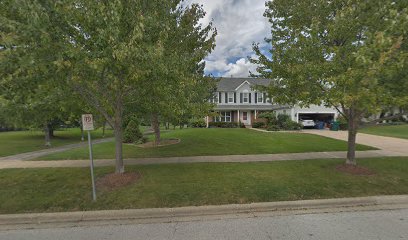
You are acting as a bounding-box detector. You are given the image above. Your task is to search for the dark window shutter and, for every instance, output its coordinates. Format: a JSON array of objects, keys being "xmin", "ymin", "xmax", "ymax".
[
  {"xmin": 234, "ymin": 92, "xmax": 236, "ymax": 103},
  {"xmin": 218, "ymin": 92, "xmax": 221, "ymax": 103},
  {"xmin": 249, "ymin": 93, "xmax": 252, "ymax": 103},
  {"xmin": 263, "ymin": 93, "xmax": 266, "ymax": 103},
  {"xmin": 240, "ymin": 93, "xmax": 243, "ymax": 103},
  {"xmin": 255, "ymin": 93, "xmax": 258, "ymax": 104},
  {"xmin": 225, "ymin": 92, "xmax": 228, "ymax": 103}
]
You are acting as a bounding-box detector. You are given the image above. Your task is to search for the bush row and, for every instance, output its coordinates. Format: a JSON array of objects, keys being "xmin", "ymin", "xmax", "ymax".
[
  {"xmin": 209, "ymin": 122, "xmax": 245, "ymax": 128},
  {"xmin": 253, "ymin": 112, "xmax": 302, "ymax": 131}
]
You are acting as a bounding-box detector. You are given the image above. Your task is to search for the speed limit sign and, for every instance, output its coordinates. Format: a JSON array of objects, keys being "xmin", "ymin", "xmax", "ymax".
[{"xmin": 82, "ymin": 114, "xmax": 94, "ymax": 131}]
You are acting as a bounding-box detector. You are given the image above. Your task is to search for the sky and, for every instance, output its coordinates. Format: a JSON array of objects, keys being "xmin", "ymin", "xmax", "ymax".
[{"xmin": 187, "ymin": 0, "xmax": 271, "ymax": 78}]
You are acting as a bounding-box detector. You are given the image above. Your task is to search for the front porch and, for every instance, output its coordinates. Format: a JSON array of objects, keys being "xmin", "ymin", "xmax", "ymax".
[{"xmin": 206, "ymin": 110, "xmax": 264, "ymax": 127}]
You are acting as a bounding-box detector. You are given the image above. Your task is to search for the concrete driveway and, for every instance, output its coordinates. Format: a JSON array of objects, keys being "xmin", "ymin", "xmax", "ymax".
[{"xmin": 304, "ymin": 130, "xmax": 408, "ymax": 156}]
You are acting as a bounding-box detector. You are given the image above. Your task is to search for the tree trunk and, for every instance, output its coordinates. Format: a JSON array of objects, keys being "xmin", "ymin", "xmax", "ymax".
[
  {"xmin": 49, "ymin": 128, "xmax": 54, "ymax": 138},
  {"xmin": 346, "ymin": 110, "xmax": 359, "ymax": 165},
  {"xmin": 114, "ymin": 116, "xmax": 125, "ymax": 174},
  {"xmin": 113, "ymin": 96, "xmax": 125, "ymax": 173},
  {"xmin": 102, "ymin": 121, "xmax": 106, "ymax": 138},
  {"xmin": 44, "ymin": 124, "xmax": 51, "ymax": 147},
  {"xmin": 151, "ymin": 113, "xmax": 161, "ymax": 146}
]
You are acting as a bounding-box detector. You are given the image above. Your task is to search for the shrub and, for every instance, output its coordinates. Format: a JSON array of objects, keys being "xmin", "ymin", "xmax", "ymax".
[
  {"xmin": 123, "ymin": 119, "xmax": 143, "ymax": 143},
  {"xmin": 209, "ymin": 122, "xmax": 239, "ymax": 128},
  {"xmin": 281, "ymin": 120, "xmax": 303, "ymax": 130},
  {"xmin": 266, "ymin": 124, "xmax": 281, "ymax": 131},
  {"xmin": 259, "ymin": 111, "xmax": 279, "ymax": 126},
  {"xmin": 189, "ymin": 119, "xmax": 206, "ymax": 128},
  {"xmin": 252, "ymin": 122, "xmax": 266, "ymax": 128},
  {"xmin": 139, "ymin": 136, "xmax": 149, "ymax": 144},
  {"xmin": 277, "ymin": 114, "xmax": 291, "ymax": 123},
  {"xmin": 337, "ymin": 116, "xmax": 348, "ymax": 130}
]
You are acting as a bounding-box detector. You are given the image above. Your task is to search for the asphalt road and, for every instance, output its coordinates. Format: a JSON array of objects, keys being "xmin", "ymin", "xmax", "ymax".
[{"xmin": 1, "ymin": 208, "xmax": 407, "ymax": 240}]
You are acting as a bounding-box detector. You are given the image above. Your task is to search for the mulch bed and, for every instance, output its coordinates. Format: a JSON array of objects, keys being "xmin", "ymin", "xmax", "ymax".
[
  {"xmin": 96, "ymin": 172, "xmax": 141, "ymax": 191},
  {"xmin": 137, "ymin": 138, "xmax": 180, "ymax": 148},
  {"xmin": 335, "ymin": 164, "xmax": 376, "ymax": 176}
]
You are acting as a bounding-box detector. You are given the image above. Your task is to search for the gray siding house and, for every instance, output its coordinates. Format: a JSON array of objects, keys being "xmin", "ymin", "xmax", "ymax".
[{"xmin": 206, "ymin": 78, "xmax": 339, "ymax": 127}]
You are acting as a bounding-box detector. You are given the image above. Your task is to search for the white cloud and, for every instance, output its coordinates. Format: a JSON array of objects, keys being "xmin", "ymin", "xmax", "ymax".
[
  {"xmin": 206, "ymin": 57, "xmax": 258, "ymax": 77},
  {"xmin": 187, "ymin": 0, "xmax": 271, "ymax": 77}
]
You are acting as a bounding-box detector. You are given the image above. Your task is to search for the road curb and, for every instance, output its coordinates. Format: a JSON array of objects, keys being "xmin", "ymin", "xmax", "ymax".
[{"xmin": 1, "ymin": 195, "xmax": 407, "ymax": 227}]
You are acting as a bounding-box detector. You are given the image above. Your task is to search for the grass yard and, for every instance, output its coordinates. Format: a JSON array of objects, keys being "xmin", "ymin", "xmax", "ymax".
[
  {"xmin": 36, "ymin": 128, "xmax": 374, "ymax": 160},
  {"xmin": 0, "ymin": 128, "xmax": 113, "ymax": 157},
  {"xmin": 0, "ymin": 157, "xmax": 407, "ymax": 214},
  {"xmin": 360, "ymin": 124, "xmax": 408, "ymax": 139}
]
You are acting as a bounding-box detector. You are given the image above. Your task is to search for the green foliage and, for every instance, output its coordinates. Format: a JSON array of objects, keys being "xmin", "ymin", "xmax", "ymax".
[
  {"xmin": 123, "ymin": 120, "xmax": 143, "ymax": 144},
  {"xmin": 252, "ymin": 122, "xmax": 266, "ymax": 129},
  {"xmin": 258, "ymin": 112, "xmax": 277, "ymax": 122},
  {"xmin": 209, "ymin": 122, "xmax": 240, "ymax": 128},
  {"xmin": 337, "ymin": 116, "xmax": 349, "ymax": 130},
  {"xmin": 252, "ymin": 0, "xmax": 408, "ymax": 162},
  {"xmin": 189, "ymin": 119, "xmax": 206, "ymax": 128},
  {"xmin": 252, "ymin": 0, "xmax": 407, "ymax": 117},
  {"xmin": 277, "ymin": 114, "xmax": 291, "ymax": 123},
  {"xmin": 263, "ymin": 114, "xmax": 302, "ymax": 131}
]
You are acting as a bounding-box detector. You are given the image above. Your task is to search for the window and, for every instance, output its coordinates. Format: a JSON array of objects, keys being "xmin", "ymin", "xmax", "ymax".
[
  {"xmin": 212, "ymin": 93, "xmax": 218, "ymax": 103},
  {"xmin": 243, "ymin": 93, "xmax": 249, "ymax": 103},
  {"xmin": 228, "ymin": 92, "xmax": 234, "ymax": 103},
  {"xmin": 215, "ymin": 111, "xmax": 232, "ymax": 122},
  {"xmin": 257, "ymin": 92, "xmax": 263, "ymax": 103}
]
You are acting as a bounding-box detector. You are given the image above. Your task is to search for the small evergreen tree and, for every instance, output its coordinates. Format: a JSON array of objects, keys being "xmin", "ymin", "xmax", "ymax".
[{"xmin": 123, "ymin": 119, "xmax": 143, "ymax": 144}]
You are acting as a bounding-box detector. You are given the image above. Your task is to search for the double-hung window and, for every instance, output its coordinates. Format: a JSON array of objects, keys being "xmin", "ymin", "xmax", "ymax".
[
  {"xmin": 243, "ymin": 93, "xmax": 249, "ymax": 103},
  {"xmin": 228, "ymin": 92, "xmax": 234, "ymax": 103},
  {"xmin": 257, "ymin": 92, "xmax": 263, "ymax": 103},
  {"xmin": 212, "ymin": 93, "xmax": 218, "ymax": 103}
]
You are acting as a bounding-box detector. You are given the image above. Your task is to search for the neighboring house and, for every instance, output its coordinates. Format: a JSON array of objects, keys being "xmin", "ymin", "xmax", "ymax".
[{"xmin": 206, "ymin": 78, "xmax": 339, "ymax": 127}]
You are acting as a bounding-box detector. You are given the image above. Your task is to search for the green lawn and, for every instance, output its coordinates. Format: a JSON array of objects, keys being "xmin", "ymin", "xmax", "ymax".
[
  {"xmin": 360, "ymin": 124, "xmax": 408, "ymax": 139},
  {"xmin": 0, "ymin": 128, "xmax": 113, "ymax": 157},
  {"xmin": 36, "ymin": 128, "xmax": 374, "ymax": 160},
  {"xmin": 0, "ymin": 157, "xmax": 407, "ymax": 214}
]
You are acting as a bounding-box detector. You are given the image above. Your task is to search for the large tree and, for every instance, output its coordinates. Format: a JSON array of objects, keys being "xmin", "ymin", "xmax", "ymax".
[
  {"xmin": 130, "ymin": 3, "xmax": 217, "ymax": 145},
  {"xmin": 252, "ymin": 0, "xmax": 408, "ymax": 165},
  {"xmin": 1, "ymin": 0, "xmax": 216, "ymax": 172}
]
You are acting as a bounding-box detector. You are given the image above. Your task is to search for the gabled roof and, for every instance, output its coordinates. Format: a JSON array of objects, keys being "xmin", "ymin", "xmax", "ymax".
[{"xmin": 216, "ymin": 78, "xmax": 272, "ymax": 92}]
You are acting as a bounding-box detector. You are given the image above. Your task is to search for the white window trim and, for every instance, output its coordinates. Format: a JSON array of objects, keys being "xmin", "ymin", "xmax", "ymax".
[
  {"xmin": 212, "ymin": 93, "xmax": 218, "ymax": 103},
  {"xmin": 257, "ymin": 92, "xmax": 263, "ymax": 103},
  {"xmin": 228, "ymin": 92, "xmax": 234, "ymax": 103},
  {"xmin": 215, "ymin": 111, "xmax": 232, "ymax": 122},
  {"xmin": 243, "ymin": 92, "xmax": 249, "ymax": 103}
]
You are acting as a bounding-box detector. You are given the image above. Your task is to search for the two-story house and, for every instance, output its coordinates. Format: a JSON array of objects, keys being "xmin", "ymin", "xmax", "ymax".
[{"xmin": 206, "ymin": 78, "xmax": 339, "ymax": 127}]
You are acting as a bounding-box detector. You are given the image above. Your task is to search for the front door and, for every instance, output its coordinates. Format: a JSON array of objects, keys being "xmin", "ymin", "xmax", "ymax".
[{"xmin": 241, "ymin": 111, "xmax": 251, "ymax": 125}]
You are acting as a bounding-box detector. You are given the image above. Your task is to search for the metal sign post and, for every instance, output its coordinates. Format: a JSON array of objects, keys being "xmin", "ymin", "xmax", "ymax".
[{"xmin": 82, "ymin": 114, "xmax": 96, "ymax": 201}]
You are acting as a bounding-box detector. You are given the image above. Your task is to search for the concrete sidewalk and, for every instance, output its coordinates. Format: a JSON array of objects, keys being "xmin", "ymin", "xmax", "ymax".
[
  {"xmin": 0, "ymin": 137, "xmax": 114, "ymax": 161},
  {"xmin": 1, "ymin": 195, "xmax": 407, "ymax": 230},
  {"xmin": 0, "ymin": 149, "xmax": 402, "ymax": 169}
]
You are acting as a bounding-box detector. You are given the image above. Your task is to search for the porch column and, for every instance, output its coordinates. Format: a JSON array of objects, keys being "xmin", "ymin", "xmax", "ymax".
[
  {"xmin": 206, "ymin": 116, "xmax": 209, "ymax": 128},
  {"xmin": 237, "ymin": 110, "xmax": 240, "ymax": 123},
  {"xmin": 255, "ymin": 110, "xmax": 257, "ymax": 119}
]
